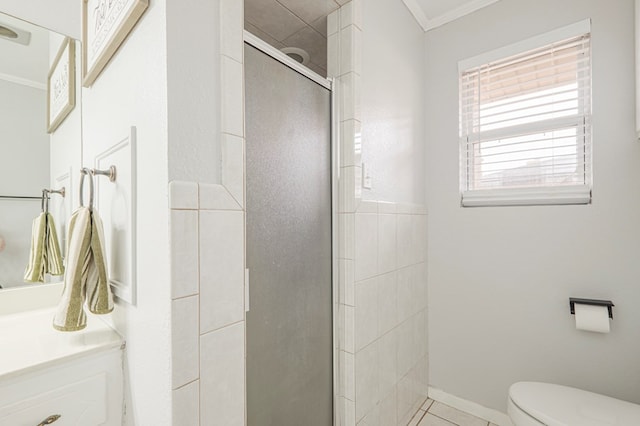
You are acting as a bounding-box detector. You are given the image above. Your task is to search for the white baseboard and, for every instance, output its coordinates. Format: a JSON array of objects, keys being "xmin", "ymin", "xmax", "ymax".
[{"xmin": 428, "ymin": 386, "xmax": 514, "ymax": 426}]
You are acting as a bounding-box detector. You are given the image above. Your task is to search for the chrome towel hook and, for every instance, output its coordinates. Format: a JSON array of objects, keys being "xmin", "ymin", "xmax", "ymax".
[
  {"xmin": 79, "ymin": 166, "xmax": 116, "ymax": 210},
  {"xmin": 41, "ymin": 187, "xmax": 66, "ymax": 213},
  {"xmin": 79, "ymin": 168, "xmax": 95, "ymax": 210},
  {"xmin": 92, "ymin": 165, "xmax": 117, "ymax": 182},
  {"xmin": 41, "ymin": 189, "xmax": 49, "ymax": 213}
]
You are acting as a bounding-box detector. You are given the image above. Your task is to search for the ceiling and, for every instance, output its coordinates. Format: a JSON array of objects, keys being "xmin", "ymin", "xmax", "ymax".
[
  {"xmin": 244, "ymin": 0, "xmax": 349, "ymax": 76},
  {"xmin": 244, "ymin": 0, "xmax": 500, "ymax": 76},
  {"xmin": 0, "ymin": 12, "xmax": 52, "ymax": 87}
]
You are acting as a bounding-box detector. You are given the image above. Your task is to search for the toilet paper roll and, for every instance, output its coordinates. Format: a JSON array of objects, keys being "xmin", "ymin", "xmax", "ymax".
[{"xmin": 574, "ymin": 303, "xmax": 610, "ymax": 333}]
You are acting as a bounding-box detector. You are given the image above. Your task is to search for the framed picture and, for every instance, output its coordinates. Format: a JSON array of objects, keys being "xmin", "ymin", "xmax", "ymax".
[
  {"xmin": 82, "ymin": 0, "xmax": 149, "ymax": 87},
  {"xmin": 47, "ymin": 37, "xmax": 75, "ymax": 133}
]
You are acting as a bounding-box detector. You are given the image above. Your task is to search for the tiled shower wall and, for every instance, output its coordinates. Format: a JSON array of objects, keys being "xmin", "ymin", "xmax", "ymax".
[
  {"xmin": 169, "ymin": 182, "xmax": 246, "ymax": 426},
  {"xmin": 340, "ymin": 201, "xmax": 428, "ymax": 426},
  {"xmin": 331, "ymin": 2, "xmax": 429, "ymax": 425}
]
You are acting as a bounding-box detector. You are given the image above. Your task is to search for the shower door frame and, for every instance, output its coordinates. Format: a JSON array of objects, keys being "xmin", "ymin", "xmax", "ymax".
[{"xmin": 243, "ymin": 31, "xmax": 340, "ymax": 425}]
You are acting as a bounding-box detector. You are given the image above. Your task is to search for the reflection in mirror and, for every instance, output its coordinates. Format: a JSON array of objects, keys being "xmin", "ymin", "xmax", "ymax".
[{"xmin": 0, "ymin": 12, "xmax": 80, "ymax": 290}]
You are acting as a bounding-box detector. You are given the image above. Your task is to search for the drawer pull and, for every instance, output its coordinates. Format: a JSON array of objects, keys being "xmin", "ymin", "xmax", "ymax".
[{"xmin": 37, "ymin": 414, "xmax": 61, "ymax": 425}]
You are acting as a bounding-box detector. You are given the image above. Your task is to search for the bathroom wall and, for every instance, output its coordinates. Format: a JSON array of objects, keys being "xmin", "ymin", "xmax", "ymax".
[
  {"xmin": 80, "ymin": 1, "xmax": 172, "ymax": 424},
  {"xmin": 360, "ymin": 0, "xmax": 426, "ymax": 205},
  {"xmin": 425, "ymin": 0, "xmax": 640, "ymax": 413},
  {"xmin": 332, "ymin": 1, "xmax": 429, "ymax": 425},
  {"xmin": 0, "ymin": 79, "xmax": 48, "ymax": 287}
]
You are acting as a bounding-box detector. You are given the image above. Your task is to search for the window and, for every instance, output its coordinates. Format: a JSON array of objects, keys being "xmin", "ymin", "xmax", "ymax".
[{"xmin": 459, "ymin": 20, "xmax": 592, "ymax": 207}]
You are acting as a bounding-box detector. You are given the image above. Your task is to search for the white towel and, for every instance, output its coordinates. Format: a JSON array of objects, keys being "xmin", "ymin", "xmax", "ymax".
[{"xmin": 53, "ymin": 207, "xmax": 113, "ymax": 331}]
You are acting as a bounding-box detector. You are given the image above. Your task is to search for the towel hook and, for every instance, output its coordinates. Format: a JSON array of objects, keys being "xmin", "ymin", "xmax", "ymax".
[
  {"xmin": 41, "ymin": 189, "xmax": 49, "ymax": 213},
  {"xmin": 40, "ymin": 187, "xmax": 65, "ymax": 213},
  {"xmin": 91, "ymin": 166, "xmax": 116, "ymax": 182},
  {"xmin": 79, "ymin": 168, "xmax": 95, "ymax": 210},
  {"xmin": 79, "ymin": 167, "xmax": 116, "ymax": 210}
]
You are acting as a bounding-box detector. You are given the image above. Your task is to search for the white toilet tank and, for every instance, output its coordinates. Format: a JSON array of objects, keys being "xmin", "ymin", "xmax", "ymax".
[{"xmin": 508, "ymin": 382, "xmax": 640, "ymax": 426}]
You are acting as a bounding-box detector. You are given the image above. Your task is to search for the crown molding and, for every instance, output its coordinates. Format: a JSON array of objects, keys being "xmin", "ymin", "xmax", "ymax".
[
  {"xmin": 402, "ymin": 0, "xmax": 501, "ymax": 32},
  {"xmin": 401, "ymin": 0, "xmax": 430, "ymax": 30},
  {"xmin": 0, "ymin": 72, "xmax": 46, "ymax": 90}
]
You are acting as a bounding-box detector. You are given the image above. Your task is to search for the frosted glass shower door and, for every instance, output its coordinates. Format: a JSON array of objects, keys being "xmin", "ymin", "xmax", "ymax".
[{"xmin": 245, "ymin": 44, "xmax": 333, "ymax": 426}]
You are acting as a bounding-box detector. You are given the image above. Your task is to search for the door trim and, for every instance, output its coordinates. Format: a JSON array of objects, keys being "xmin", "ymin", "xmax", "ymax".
[{"xmin": 243, "ymin": 31, "xmax": 332, "ymax": 90}]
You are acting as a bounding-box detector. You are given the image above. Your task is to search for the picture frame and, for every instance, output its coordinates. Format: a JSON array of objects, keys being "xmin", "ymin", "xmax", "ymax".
[
  {"xmin": 82, "ymin": 0, "xmax": 149, "ymax": 87},
  {"xmin": 47, "ymin": 37, "xmax": 75, "ymax": 133}
]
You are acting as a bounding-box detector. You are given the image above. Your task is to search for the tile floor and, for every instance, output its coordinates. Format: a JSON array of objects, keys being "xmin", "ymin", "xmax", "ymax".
[{"xmin": 408, "ymin": 399, "xmax": 499, "ymax": 426}]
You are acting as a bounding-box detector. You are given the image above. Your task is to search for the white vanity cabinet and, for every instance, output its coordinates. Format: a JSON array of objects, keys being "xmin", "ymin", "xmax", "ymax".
[{"xmin": 0, "ymin": 308, "xmax": 124, "ymax": 426}]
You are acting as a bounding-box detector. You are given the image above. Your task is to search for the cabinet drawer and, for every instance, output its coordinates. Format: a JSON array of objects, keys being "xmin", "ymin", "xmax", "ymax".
[
  {"xmin": 0, "ymin": 349, "xmax": 122, "ymax": 426},
  {"xmin": 0, "ymin": 373, "xmax": 106, "ymax": 426}
]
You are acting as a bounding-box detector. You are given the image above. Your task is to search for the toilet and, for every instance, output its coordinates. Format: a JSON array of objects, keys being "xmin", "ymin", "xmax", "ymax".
[{"xmin": 508, "ymin": 382, "xmax": 640, "ymax": 425}]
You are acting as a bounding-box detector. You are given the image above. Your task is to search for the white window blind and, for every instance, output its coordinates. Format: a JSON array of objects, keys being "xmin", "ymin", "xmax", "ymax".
[{"xmin": 459, "ymin": 23, "xmax": 592, "ymax": 207}]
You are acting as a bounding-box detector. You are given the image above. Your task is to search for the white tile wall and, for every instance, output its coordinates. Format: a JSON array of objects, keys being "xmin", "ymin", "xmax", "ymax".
[
  {"xmin": 378, "ymin": 329, "xmax": 397, "ymax": 397},
  {"xmin": 220, "ymin": 0, "xmax": 244, "ymax": 63},
  {"xmin": 169, "ymin": 181, "xmax": 199, "ymax": 210},
  {"xmin": 199, "ymin": 182, "xmax": 242, "ymax": 210},
  {"xmin": 356, "ymin": 340, "xmax": 380, "ymax": 420},
  {"xmin": 199, "ymin": 210, "xmax": 245, "ymax": 334},
  {"xmin": 330, "ymin": 2, "xmax": 429, "ymax": 425},
  {"xmin": 169, "ymin": 2, "xmax": 247, "ymax": 425},
  {"xmin": 170, "ymin": 182, "xmax": 246, "ymax": 426},
  {"xmin": 200, "ymin": 322, "xmax": 245, "ymax": 426},
  {"xmin": 221, "ymin": 134, "xmax": 245, "ymax": 207},
  {"xmin": 378, "ymin": 272, "xmax": 398, "ymax": 335},
  {"xmin": 172, "ymin": 295, "xmax": 200, "ymax": 388},
  {"xmin": 172, "ymin": 380, "xmax": 200, "ymax": 426},
  {"xmin": 378, "ymin": 214, "xmax": 397, "ymax": 273},
  {"xmin": 350, "ymin": 204, "xmax": 428, "ymax": 425},
  {"xmin": 221, "ymin": 56, "xmax": 245, "ymax": 138},
  {"xmin": 340, "ymin": 259, "xmax": 355, "ymax": 306},
  {"xmin": 170, "ymin": 210, "xmax": 199, "ymax": 299},
  {"xmin": 355, "ymin": 276, "xmax": 379, "ymax": 351},
  {"xmin": 380, "ymin": 387, "xmax": 398, "ymax": 425},
  {"xmin": 354, "ymin": 213, "xmax": 378, "ymax": 281}
]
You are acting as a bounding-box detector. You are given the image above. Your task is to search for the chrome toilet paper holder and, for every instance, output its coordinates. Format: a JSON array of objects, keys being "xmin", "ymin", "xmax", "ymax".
[{"xmin": 570, "ymin": 298, "xmax": 615, "ymax": 319}]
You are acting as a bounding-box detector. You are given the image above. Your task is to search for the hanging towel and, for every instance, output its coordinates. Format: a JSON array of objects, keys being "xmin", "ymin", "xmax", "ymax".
[
  {"xmin": 53, "ymin": 206, "xmax": 113, "ymax": 332},
  {"xmin": 24, "ymin": 212, "xmax": 65, "ymax": 283},
  {"xmin": 45, "ymin": 214, "xmax": 65, "ymax": 276}
]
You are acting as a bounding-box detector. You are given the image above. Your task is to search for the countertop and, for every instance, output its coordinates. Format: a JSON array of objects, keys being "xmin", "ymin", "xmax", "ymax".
[{"xmin": 0, "ymin": 307, "xmax": 123, "ymax": 381}]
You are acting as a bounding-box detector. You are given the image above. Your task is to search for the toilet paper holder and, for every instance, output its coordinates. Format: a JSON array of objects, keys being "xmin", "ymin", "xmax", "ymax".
[{"xmin": 569, "ymin": 298, "xmax": 614, "ymax": 319}]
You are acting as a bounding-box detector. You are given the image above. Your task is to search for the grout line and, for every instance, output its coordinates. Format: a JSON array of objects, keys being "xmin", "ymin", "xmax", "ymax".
[
  {"xmin": 409, "ymin": 408, "xmax": 427, "ymax": 425},
  {"xmin": 429, "ymin": 412, "xmax": 459, "ymax": 425},
  {"xmin": 423, "ymin": 398, "xmax": 434, "ymax": 412},
  {"xmin": 354, "ymin": 260, "xmax": 427, "ymax": 283},
  {"xmin": 172, "ymin": 292, "xmax": 199, "ymax": 301},
  {"xmin": 199, "ymin": 319, "xmax": 244, "ymax": 336},
  {"xmin": 173, "ymin": 378, "xmax": 198, "ymax": 391},
  {"xmin": 353, "ymin": 306, "xmax": 428, "ymax": 354}
]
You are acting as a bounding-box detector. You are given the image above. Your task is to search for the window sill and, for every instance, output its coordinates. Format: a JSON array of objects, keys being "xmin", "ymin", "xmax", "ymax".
[{"xmin": 461, "ymin": 185, "xmax": 591, "ymax": 207}]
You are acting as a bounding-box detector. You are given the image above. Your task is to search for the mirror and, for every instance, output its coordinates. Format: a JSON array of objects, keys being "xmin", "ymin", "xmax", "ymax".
[{"xmin": 0, "ymin": 11, "xmax": 81, "ymax": 290}]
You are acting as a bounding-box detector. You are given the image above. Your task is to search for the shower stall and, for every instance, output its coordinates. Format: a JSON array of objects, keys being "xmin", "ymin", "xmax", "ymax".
[{"xmin": 244, "ymin": 40, "xmax": 334, "ymax": 426}]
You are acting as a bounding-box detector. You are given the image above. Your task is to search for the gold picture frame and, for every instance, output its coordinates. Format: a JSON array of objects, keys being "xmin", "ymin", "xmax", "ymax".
[
  {"xmin": 47, "ymin": 37, "xmax": 76, "ymax": 133},
  {"xmin": 82, "ymin": 0, "xmax": 149, "ymax": 87}
]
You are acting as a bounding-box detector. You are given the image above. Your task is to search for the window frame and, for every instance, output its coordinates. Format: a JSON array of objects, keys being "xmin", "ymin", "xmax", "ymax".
[{"xmin": 458, "ymin": 19, "xmax": 592, "ymax": 207}]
